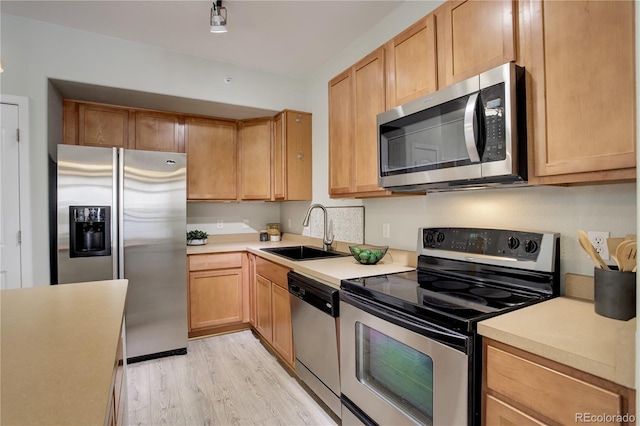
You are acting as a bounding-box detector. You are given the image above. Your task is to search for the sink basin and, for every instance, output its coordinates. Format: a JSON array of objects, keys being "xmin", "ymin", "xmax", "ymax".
[{"xmin": 260, "ymin": 246, "xmax": 348, "ymax": 261}]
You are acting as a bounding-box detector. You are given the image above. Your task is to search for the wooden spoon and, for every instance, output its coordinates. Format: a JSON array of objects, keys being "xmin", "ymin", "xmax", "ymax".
[
  {"xmin": 578, "ymin": 230, "xmax": 609, "ymax": 269},
  {"xmin": 616, "ymin": 241, "xmax": 637, "ymax": 272},
  {"xmin": 607, "ymin": 237, "xmax": 625, "ymax": 265},
  {"xmin": 614, "ymin": 240, "xmax": 631, "ymax": 269}
]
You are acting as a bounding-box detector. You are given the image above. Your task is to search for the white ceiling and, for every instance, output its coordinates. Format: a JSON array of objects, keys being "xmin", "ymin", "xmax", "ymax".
[{"xmin": 2, "ymin": 0, "xmax": 406, "ymax": 78}]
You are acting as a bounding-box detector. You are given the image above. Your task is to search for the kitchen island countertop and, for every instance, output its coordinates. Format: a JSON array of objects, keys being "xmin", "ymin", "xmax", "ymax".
[
  {"xmin": 187, "ymin": 233, "xmax": 416, "ymax": 288},
  {"xmin": 0, "ymin": 279, "xmax": 128, "ymax": 425},
  {"xmin": 478, "ymin": 296, "xmax": 636, "ymax": 389}
]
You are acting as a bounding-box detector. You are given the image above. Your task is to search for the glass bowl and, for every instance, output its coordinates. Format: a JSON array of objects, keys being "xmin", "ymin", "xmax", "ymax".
[{"xmin": 349, "ymin": 245, "xmax": 389, "ymax": 265}]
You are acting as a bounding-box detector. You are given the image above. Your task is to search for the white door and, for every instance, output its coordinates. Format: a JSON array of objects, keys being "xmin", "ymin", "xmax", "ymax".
[{"xmin": 0, "ymin": 103, "xmax": 21, "ymax": 289}]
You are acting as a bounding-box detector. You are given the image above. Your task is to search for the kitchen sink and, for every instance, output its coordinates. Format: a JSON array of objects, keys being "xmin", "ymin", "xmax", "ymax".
[{"xmin": 260, "ymin": 246, "xmax": 348, "ymax": 261}]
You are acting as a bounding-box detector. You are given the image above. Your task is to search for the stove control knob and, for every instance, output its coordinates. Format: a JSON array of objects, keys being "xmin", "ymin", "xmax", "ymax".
[
  {"xmin": 524, "ymin": 239, "xmax": 539, "ymax": 253},
  {"xmin": 507, "ymin": 236, "xmax": 520, "ymax": 250},
  {"xmin": 436, "ymin": 232, "xmax": 445, "ymax": 244},
  {"xmin": 424, "ymin": 231, "xmax": 435, "ymax": 246}
]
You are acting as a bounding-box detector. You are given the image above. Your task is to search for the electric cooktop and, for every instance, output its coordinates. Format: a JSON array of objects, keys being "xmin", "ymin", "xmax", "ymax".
[{"xmin": 341, "ymin": 227, "xmax": 561, "ymax": 333}]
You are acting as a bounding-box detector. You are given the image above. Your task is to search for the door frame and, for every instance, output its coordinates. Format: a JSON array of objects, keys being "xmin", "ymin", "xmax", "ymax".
[{"xmin": 1, "ymin": 94, "xmax": 33, "ymax": 287}]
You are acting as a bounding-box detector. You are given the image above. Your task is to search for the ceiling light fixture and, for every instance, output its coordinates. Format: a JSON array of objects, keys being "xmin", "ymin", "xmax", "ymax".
[{"xmin": 210, "ymin": 0, "xmax": 228, "ymax": 33}]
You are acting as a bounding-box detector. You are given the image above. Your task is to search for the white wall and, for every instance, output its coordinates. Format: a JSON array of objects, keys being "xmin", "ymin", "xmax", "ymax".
[
  {"xmin": 187, "ymin": 202, "xmax": 280, "ymax": 236},
  {"xmin": 364, "ymin": 184, "xmax": 636, "ymax": 279},
  {"xmin": 0, "ymin": 13, "xmax": 310, "ymax": 285}
]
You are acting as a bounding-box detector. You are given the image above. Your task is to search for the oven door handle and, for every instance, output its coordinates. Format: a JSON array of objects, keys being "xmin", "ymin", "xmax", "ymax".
[{"xmin": 341, "ymin": 292, "xmax": 471, "ymax": 354}]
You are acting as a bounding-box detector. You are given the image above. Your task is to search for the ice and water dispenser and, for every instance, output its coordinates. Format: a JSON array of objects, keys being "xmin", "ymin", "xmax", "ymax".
[{"xmin": 69, "ymin": 206, "xmax": 111, "ymax": 257}]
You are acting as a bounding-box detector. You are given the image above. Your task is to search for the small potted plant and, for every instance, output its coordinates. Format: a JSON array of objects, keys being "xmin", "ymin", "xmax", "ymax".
[{"xmin": 187, "ymin": 230, "xmax": 208, "ymax": 246}]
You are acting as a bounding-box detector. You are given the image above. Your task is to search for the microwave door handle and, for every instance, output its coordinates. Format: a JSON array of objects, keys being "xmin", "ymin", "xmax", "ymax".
[{"xmin": 463, "ymin": 92, "xmax": 481, "ymax": 163}]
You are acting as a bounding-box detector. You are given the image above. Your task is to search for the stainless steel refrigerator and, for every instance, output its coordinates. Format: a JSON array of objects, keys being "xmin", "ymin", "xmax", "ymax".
[{"xmin": 54, "ymin": 144, "xmax": 187, "ymax": 362}]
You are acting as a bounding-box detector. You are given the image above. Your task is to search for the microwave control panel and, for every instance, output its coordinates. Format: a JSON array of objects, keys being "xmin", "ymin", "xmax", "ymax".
[{"xmin": 480, "ymin": 83, "xmax": 507, "ymax": 162}]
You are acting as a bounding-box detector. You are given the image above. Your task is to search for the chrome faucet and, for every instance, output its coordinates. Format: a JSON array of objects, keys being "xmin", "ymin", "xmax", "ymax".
[{"xmin": 302, "ymin": 203, "xmax": 334, "ymax": 251}]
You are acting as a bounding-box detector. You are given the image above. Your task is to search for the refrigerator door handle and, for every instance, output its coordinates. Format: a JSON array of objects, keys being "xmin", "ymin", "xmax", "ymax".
[
  {"xmin": 118, "ymin": 148, "xmax": 125, "ymax": 279},
  {"xmin": 112, "ymin": 148, "xmax": 119, "ymax": 280}
]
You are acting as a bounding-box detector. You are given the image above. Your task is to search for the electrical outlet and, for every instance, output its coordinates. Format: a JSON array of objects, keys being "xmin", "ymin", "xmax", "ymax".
[
  {"xmin": 217, "ymin": 219, "xmax": 223, "ymax": 229},
  {"xmin": 243, "ymin": 219, "xmax": 250, "ymax": 229},
  {"xmin": 287, "ymin": 218, "xmax": 292, "ymax": 229},
  {"xmin": 382, "ymin": 223, "xmax": 391, "ymax": 239},
  {"xmin": 588, "ymin": 230, "xmax": 610, "ymax": 261}
]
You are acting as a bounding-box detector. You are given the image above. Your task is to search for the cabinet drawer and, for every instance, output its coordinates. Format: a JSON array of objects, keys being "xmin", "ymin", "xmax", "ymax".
[
  {"xmin": 189, "ymin": 253, "xmax": 243, "ymax": 271},
  {"xmin": 255, "ymin": 257, "xmax": 289, "ymax": 288},
  {"xmin": 486, "ymin": 345, "xmax": 622, "ymax": 425}
]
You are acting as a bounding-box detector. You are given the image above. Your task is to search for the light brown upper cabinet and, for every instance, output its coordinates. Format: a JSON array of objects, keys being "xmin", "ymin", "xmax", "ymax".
[
  {"xmin": 521, "ymin": 0, "xmax": 636, "ymax": 185},
  {"xmin": 435, "ymin": 0, "xmax": 516, "ymax": 87},
  {"xmin": 329, "ymin": 48, "xmax": 390, "ymax": 198},
  {"xmin": 273, "ymin": 110, "xmax": 313, "ymax": 201},
  {"xmin": 64, "ymin": 100, "xmax": 184, "ymax": 152},
  {"xmin": 238, "ymin": 118, "xmax": 273, "ymax": 201},
  {"xmin": 134, "ymin": 111, "xmax": 184, "ymax": 152},
  {"xmin": 185, "ymin": 117, "xmax": 237, "ymax": 200},
  {"xmin": 64, "ymin": 100, "xmax": 132, "ymax": 149},
  {"xmin": 328, "ymin": 68, "xmax": 353, "ymax": 196},
  {"xmin": 385, "ymin": 14, "xmax": 438, "ymax": 108}
]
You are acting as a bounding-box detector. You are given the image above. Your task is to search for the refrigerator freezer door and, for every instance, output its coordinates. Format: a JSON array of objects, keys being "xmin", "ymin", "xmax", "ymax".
[
  {"xmin": 57, "ymin": 145, "xmax": 117, "ymax": 284},
  {"xmin": 122, "ymin": 149, "xmax": 187, "ymax": 359}
]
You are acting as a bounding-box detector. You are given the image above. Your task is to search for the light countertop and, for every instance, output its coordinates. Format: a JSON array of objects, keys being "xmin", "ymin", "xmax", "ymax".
[
  {"xmin": 187, "ymin": 233, "xmax": 416, "ymax": 287},
  {"xmin": 478, "ymin": 296, "xmax": 636, "ymax": 389},
  {"xmin": 0, "ymin": 279, "xmax": 128, "ymax": 425}
]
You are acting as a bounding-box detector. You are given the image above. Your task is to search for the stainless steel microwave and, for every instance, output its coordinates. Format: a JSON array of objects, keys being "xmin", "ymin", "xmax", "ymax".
[{"xmin": 377, "ymin": 62, "xmax": 527, "ymax": 192}]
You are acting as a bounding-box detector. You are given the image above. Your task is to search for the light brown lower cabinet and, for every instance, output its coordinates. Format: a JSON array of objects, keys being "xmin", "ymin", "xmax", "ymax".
[
  {"xmin": 483, "ymin": 339, "xmax": 636, "ymax": 426},
  {"xmin": 253, "ymin": 257, "xmax": 294, "ymax": 367},
  {"xmin": 187, "ymin": 252, "xmax": 250, "ymax": 338}
]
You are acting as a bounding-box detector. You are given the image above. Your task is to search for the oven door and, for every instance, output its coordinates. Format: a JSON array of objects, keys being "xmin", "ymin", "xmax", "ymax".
[{"xmin": 340, "ymin": 292, "xmax": 471, "ymax": 426}]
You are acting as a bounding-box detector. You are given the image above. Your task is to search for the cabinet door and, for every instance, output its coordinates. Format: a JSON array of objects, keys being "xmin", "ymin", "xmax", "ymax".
[
  {"xmin": 385, "ymin": 14, "xmax": 438, "ymax": 108},
  {"xmin": 328, "ymin": 69, "xmax": 354, "ymax": 196},
  {"xmin": 78, "ymin": 103, "xmax": 131, "ymax": 149},
  {"xmin": 238, "ymin": 118, "xmax": 272, "ymax": 200},
  {"xmin": 271, "ymin": 282, "xmax": 294, "ymax": 366},
  {"xmin": 524, "ymin": 0, "xmax": 635, "ymax": 184},
  {"xmin": 353, "ymin": 48, "xmax": 388, "ymax": 195},
  {"xmin": 113, "ymin": 328, "xmax": 126, "ymax": 426},
  {"xmin": 436, "ymin": 0, "xmax": 516, "ymax": 87},
  {"xmin": 247, "ymin": 254, "xmax": 256, "ymax": 327},
  {"xmin": 134, "ymin": 111, "xmax": 184, "ymax": 152},
  {"xmin": 283, "ymin": 111, "xmax": 312, "ymax": 201},
  {"xmin": 185, "ymin": 117, "xmax": 237, "ymax": 200},
  {"xmin": 254, "ymin": 274, "xmax": 273, "ymax": 341},
  {"xmin": 189, "ymin": 269, "xmax": 243, "ymax": 330}
]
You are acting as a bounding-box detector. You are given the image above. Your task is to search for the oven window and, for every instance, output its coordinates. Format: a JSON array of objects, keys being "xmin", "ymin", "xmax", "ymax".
[{"xmin": 355, "ymin": 322, "xmax": 434, "ymax": 425}]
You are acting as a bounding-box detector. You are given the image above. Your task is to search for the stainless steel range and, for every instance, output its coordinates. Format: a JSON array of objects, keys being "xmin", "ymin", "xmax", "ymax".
[{"xmin": 339, "ymin": 227, "xmax": 560, "ymax": 426}]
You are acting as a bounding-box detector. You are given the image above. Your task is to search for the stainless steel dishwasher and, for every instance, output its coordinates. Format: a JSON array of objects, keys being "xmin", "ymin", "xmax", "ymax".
[{"xmin": 288, "ymin": 271, "xmax": 341, "ymax": 418}]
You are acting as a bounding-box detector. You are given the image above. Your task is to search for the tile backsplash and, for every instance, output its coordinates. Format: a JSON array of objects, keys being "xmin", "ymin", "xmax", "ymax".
[{"xmin": 302, "ymin": 206, "xmax": 364, "ymax": 244}]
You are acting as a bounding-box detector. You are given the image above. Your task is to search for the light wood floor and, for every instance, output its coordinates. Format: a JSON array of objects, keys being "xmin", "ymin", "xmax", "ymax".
[{"xmin": 127, "ymin": 330, "xmax": 339, "ymax": 426}]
